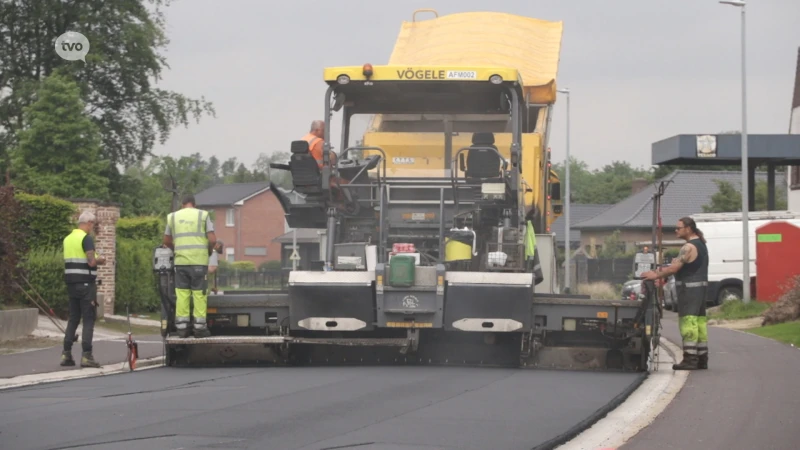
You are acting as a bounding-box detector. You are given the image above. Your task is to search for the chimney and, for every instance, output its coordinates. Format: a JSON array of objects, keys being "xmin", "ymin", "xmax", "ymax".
[{"xmin": 631, "ymin": 178, "xmax": 648, "ymax": 195}]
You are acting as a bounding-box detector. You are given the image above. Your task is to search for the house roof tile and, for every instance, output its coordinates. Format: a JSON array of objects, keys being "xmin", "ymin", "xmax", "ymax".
[
  {"xmin": 549, "ymin": 204, "xmax": 612, "ymax": 243},
  {"xmin": 195, "ymin": 182, "xmax": 270, "ymax": 207},
  {"xmin": 572, "ymin": 170, "xmax": 787, "ymax": 230}
]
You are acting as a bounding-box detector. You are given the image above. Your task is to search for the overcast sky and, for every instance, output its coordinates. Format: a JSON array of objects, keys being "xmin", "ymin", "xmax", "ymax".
[{"xmin": 151, "ymin": 0, "xmax": 800, "ymax": 171}]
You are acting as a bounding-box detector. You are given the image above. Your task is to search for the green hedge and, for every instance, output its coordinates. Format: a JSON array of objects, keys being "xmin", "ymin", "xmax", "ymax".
[
  {"xmin": 16, "ymin": 239, "xmax": 162, "ymax": 315},
  {"xmin": 259, "ymin": 260, "xmax": 282, "ymax": 271},
  {"xmin": 17, "ymin": 247, "xmax": 70, "ymax": 317},
  {"xmin": 15, "ymin": 193, "xmax": 76, "ymax": 249},
  {"xmin": 117, "ymin": 216, "xmax": 164, "ymax": 242},
  {"xmin": 115, "ymin": 238, "xmax": 160, "ymax": 312},
  {"xmin": 231, "ymin": 261, "xmax": 256, "ymax": 272}
]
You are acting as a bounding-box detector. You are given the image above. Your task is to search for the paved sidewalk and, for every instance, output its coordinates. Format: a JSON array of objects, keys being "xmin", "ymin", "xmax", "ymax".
[
  {"xmin": 0, "ymin": 315, "xmax": 164, "ymax": 379},
  {"xmin": 623, "ymin": 312, "xmax": 800, "ymax": 450}
]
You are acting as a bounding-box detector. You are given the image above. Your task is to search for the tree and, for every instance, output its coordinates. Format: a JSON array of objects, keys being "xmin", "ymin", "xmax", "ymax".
[
  {"xmin": 0, "ymin": 0, "xmax": 215, "ymax": 174},
  {"xmin": 703, "ymin": 179, "xmax": 788, "ymax": 213},
  {"xmin": 10, "ymin": 72, "xmax": 110, "ymax": 199},
  {"xmin": 551, "ymin": 157, "xmax": 653, "ymax": 204},
  {"xmin": 254, "ymin": 151, "xmax": 293, "ymax": 189}
]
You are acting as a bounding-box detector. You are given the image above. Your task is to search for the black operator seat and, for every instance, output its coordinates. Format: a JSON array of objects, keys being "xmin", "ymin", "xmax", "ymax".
[
  {"xmin": 289, "ymin": 140, "xmax": 323, "ymax": 196},
  {"xmin": 466, "ymin": 132, "xmax": 503, "ymax": 180}
]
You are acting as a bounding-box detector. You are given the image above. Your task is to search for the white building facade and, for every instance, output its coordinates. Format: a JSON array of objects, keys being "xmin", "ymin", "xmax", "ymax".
[{"xmin": 788, "ymin": 48, "xmax": 800, "ymax": 212}]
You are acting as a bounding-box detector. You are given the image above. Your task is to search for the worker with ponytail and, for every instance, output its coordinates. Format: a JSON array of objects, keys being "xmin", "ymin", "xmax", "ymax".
[{"xmin": 641, "ymin": 216, "xmax": 710, "ymax": 370}]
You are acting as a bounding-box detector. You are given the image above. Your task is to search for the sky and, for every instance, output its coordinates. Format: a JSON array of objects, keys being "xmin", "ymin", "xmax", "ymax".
[{"xmin": 150, "ymin": 0, "xmax": 800, "ymax": 172}]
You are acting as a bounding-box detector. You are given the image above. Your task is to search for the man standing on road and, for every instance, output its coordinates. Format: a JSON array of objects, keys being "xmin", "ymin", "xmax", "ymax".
[
  {"xmin": 61, "ymin": 211, "xmax": 105, "ymax": 368},
  {"xmin": 162, "ymin": 195, "xmax": 216, "ymax": 339},
  {"xmin": 642, "ymin": 216, "xmax": 709, "ymax": 370}
]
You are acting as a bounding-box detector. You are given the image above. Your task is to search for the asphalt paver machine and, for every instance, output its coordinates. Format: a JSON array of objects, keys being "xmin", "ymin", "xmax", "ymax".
[{"xmin": 155, "ymin": 64, "xmax": 660, "ymax": 372}]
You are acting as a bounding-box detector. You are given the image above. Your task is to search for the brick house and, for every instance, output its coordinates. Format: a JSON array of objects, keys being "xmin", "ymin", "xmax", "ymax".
[{"xmin": 195, "ymin": 182, "xmax": 297, "ymax": 267}]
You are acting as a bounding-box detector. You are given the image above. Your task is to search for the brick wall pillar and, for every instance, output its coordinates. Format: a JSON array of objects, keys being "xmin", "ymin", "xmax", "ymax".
[{"xmin": 71, "ymin": 200, "xmax": 120, "ymax": 316}]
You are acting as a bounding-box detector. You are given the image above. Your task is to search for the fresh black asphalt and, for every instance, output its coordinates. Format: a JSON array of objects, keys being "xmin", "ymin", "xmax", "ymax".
[
  {"xmin": 0, "ymin": 363, "xmax": 639, "ymax": 450},
  {"xmin": 623, "ymin": 313, "xmax": 800, "ymax": 450}
]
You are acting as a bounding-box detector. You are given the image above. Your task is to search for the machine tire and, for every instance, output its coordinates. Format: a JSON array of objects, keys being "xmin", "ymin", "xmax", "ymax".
[{"xmin": 717, "ymin": 285, "xmax": 742, "ymax": 305}]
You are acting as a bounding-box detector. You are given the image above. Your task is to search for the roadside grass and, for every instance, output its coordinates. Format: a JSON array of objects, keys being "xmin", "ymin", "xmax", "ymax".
[
  {"xmin": 97, "ymin": 319, "xmax": 161, "ymax": 336},
  {"xmin": 745, "ymin": 321, "xmax": 800, "ymax": 347},
  {"xmin": 709, "ymin": 299, "xmax": 771, "ymax": 320},
  {"xmin": 127, "ymin": 312, "xmax": 160, "ymax": 321},
  {"xmin": 0, "ymin": 336, "xmax": 61, "ymax": 355},
  {"xmin": 0, "ymin": 302, "xmax": 28, "ymax": 311},
  {"xmin": 577, "ymin": 282, "xmax": 619, "ymax": 300}
]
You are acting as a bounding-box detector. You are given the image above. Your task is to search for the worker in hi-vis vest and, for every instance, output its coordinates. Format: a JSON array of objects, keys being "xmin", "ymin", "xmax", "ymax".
[
  {"xmin": 61, "ymin": 211, "xmax": 105, "ymax": 368},
  {"xmin": 162, "ymin": 194, "xmax": 216, "ymax": 338},
  {"xmin": 524, "ymin": 208, "xmax": 545, "ymax": 285}
]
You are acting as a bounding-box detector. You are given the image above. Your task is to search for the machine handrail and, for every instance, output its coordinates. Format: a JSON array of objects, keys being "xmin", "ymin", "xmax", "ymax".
[{"xmin": 339, "ymin": 146, "xmax": 388, "ymax": 192}]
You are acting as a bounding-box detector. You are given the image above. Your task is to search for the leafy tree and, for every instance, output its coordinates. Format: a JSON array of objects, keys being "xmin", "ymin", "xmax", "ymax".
[
  {"xmin": 0, "ymin": 0, "xmax": 215, "ymax": 173},
  {"xmin": 10, "ymin": 72, "xmax": 110, "ymax": 199},
  {"xmin": 598, "ymin": 230, "xmax": 628, "ymax": 259},
  {"xmin": 254, "ymin": 151, "xmax": 293, "ymax": 189},
  {"xmin": 552, "ymin": 158, "xmax": 653, "ymax": 204},
  {"xmin": 703, "ymin": 179, "xmax": 788, "ymax": 212}
]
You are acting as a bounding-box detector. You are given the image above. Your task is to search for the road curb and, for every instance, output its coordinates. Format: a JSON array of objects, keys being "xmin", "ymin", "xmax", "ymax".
[
  {"xmin": 532, "ymin": 337, "xmax": 687, "ymax": 450},
  {"xmin": 552, "ymin": 336, "xmax": 689, "ymax": 450},
  {"xmin": 0, "ymin": 355, "xmax": 165, "ymax": 391}
]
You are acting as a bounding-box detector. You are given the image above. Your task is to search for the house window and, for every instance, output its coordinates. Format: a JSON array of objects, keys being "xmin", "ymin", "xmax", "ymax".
[
  {"xmin": 225, "ymin": 248, "xmax": 235, "ymax": 262},
  {"xmin": 244, "ymin": 247, "xmax": 267, "ymax": 256},
  {"xmin": 791, "ymin": 166, "xmax": 800, "ymax": 189},
  {"xmin": 226, "ymin": 208, "xmax": 235, "ymax": 227}
]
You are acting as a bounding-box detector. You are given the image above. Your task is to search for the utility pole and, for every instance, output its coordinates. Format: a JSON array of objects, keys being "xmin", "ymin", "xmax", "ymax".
[
  {"xmin": 720, "ymin": 0, "xmax": 750, "ymax": 303},
  {"xmin": 557, "ymin": 88, "xmax": 571, "ymax": 293}
]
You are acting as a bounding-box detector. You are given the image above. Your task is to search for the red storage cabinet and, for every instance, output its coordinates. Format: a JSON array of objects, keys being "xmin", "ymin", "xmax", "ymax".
[{"xmin": 755, "ymin": 221, "xmax": 800, "ymax": 302}]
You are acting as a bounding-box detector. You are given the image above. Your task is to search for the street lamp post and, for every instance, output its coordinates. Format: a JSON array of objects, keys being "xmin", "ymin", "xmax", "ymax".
[
  {"xmin": 557, "ymin": 88, "xmax": 571, "ymax": 294},
  {"xmin": 720, "ymin": 0, "xmax": 750, "ymax": 303}
]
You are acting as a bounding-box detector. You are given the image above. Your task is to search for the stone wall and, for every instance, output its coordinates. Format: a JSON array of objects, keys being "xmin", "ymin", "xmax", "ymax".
[{"xmin": 70, "ymin": 199, "xmax": 120, "ymax": 316}]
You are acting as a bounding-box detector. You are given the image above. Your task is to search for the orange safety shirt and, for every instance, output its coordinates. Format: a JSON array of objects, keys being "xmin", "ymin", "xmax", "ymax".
[{"xmin": 302, "ymin": 133, "xmax": 328, "ymax": 168}]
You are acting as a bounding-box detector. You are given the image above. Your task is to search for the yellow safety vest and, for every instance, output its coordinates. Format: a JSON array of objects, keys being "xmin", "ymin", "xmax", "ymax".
[
  {"xmin": 525, "ymin": 220, "xmax": 536, "ymax": 259},
  {"xmin": 168, "ymin": 207, "xmax": 210, "ymax": 266},
  {"xmin": 63, "ymin": 228, "xmax": 96, "ymax": 283}
]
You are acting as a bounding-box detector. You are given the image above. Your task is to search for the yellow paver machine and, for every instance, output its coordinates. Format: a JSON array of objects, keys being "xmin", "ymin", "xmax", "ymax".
[{"xmin": 157, "ymin": 10, "xmax": 661, "ymax": 371}]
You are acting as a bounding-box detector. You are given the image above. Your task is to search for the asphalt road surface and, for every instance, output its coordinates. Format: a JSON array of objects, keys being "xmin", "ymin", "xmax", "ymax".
[
  {"xmin": 623, "ymin": 313, "xmax": 800, "ymax": 450},
  {"xmin": 0, "ymin": 364, "xmax": 640, "ymax": 450}
]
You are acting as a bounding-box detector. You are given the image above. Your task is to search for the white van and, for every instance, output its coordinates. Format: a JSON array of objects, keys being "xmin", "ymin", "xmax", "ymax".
[{"xmin": 691, "ymin": 211, "xmax": 800, "ymax": 304}]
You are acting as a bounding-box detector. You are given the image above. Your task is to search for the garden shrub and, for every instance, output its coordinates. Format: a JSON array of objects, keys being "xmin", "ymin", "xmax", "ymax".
[{"xmin": 117, "ymin": 216, "xmax": 164, "ymax": 242}]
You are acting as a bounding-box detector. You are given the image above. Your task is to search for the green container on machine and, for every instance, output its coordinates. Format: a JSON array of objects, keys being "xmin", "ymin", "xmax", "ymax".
[{"xmin": 388, "ymin": 255, "xmax": 416, "ymax": 287}]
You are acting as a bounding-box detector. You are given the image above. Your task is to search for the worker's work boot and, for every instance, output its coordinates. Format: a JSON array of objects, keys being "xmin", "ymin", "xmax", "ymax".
[
  {"xmin": 177, "ymin": 327, "xmax": 191, "ymax": 339},
  {"xmin": 81, "ymin": 352, "xmax": 102, "ymax": 368},
  {"xmin": 60, "ymin": 351, "xmax": 75, "ymax": 367},
  {"xmin": 672, "ymin": 353, "xmax": 699, "ymax": 371},
  {"xmin": 194, "ymin": 327, "xmax": 211, "ymax": 339},
  {"xmin": 698, "ymin": 354, "xmax": 708, "ymax": 370}
]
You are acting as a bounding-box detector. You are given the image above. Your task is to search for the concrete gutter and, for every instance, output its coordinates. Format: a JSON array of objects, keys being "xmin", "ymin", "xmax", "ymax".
[
  {"xmin": 0, "ymin": 309, "xmax": 39, "ymax": 341},
  {"xmin": 0, "ymin": 356, "xmax": 164, "ymax": 391}
]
